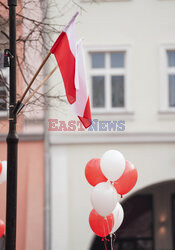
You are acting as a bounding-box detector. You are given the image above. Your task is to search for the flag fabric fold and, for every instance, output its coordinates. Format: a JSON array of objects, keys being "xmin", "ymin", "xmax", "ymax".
[
  {"xmin": 50, "ymin": 12, "xmax": 78, "ymax": 104},
  {"xmin": 50, "ymin": 12, "xmax": 92, "ymax": 128},
  {"xmin": 72, "ymin": 40, "xmax": 92, "ymax": 128}
]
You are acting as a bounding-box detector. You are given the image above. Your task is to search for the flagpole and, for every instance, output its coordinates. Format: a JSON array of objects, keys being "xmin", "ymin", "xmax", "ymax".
[
  {"xmin": 17, "ymin": 66, "xmax": 58, "ymax": 114},
  {"xmin": 13, "ymin": 52, "xmax": 51, "ymax": 114},
  {"xmin": 5, "ymin": 0, "xmax": 18, "ymax": 249}
]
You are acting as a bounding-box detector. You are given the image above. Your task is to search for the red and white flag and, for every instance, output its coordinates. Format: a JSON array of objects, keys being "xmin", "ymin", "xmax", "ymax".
[
  {"xmin": 50, "ymin": 12, "xmax": 92, "ymax": 128},
  {"xmin": 50, "ymin": 12, "xmax": 78, "ymax": 104},
  {"xmin": 72, "ymin": 40, "xmax": 92, "ymax": 128}
]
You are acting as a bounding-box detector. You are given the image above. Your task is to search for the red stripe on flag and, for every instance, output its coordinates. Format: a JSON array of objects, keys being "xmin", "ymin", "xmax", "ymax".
[
  {"xmin": 78, "ymin": 98, "xmax": 92, "ymax": 128},
  {"xmin": 50, "ymin": 32, "xmax": 76, "ymax": 104}
]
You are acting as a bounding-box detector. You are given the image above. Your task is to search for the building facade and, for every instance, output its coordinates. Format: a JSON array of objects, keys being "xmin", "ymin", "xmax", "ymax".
[
  {"xmin": 0, "ymin": 1, "xmax": 45, "ymax": 249},
  {"xmin": 46, "ymin": 0, "xmax": 175, "ymax": 250}
]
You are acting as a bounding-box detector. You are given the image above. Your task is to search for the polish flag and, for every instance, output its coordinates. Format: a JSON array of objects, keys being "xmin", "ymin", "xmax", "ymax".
[
  {"xmin": 50, "ymin": 12, "xmax": 78, "ymax": 104},
  {"xmin": 50, "ymin": 13, "xmax": 92, "ymax": 128},
  {"xmin": 72, "ymin": 40, "xmax": 92, "ymax": 128}
]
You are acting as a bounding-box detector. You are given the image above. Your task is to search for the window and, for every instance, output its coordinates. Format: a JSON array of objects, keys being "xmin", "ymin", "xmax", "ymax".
[
  {"xmin": 88, "ymin": 47, "xmax": 130, "ymax": 113},
  {"xmin": 167, "ymin": 51, "xmax": 175, "ymax": 107},
  {"xmin": 0, "ymin": 67, "xmax": 8, "ymax": 114},
  {"xmin": 160, "ymin": 46, "xmax": 175, "ymax": 112}
]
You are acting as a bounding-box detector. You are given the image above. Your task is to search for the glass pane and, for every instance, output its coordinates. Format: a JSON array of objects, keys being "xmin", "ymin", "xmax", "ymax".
[
  {"xmin": 0, "ymin": 102, "xmax": 6, "ymax": 110},
  {"xmin": 169, "ymin": 74, "xmax": 175, "ymax": 107},
  {"xmin": 92, "ymin": 76, "xmax": 105, "ymax": 108},
  {"xmin": 111, "ymin": 75, "xmax": 124, "ymax": 107},
  {"xmin": 0, "ymin": 77, "xmax": 7, "ymax": 111},
  {"xmin": 110, "ymin": 52, "xmax": 124, "ymax": 68},
  {"xmin": 0, "ymin": 90, "xmax": 6, "ymax": 96},
  {"xmin": 117, "ymin": 195, "xmax": 153, "ymax": 238},
  {"xmin": 137, "ymin": 239, "xmax": 153, "ymax": 250},
  {"xmin": 91, "ymin": 53, "xmax": 105, "ymax": 68},
  {"xmin": 168, "ymin": 51, "xmax": 175, "ymax": 67}
]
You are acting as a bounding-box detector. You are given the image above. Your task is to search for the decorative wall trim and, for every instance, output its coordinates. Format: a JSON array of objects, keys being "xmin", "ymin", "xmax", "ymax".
[
  {"xmin": 0, "ymin": 133, "xmax": 44, "ymax": 142},
  {"xmin": 50, "ymin": 132, "xmax": 175, "ymax": 145}
]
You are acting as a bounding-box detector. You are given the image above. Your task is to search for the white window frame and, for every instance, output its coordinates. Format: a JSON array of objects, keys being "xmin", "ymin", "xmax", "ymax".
[
  {"xmin": 86, "ymin": 45, "xmax": 132, "ymax": 114},
  {"xmin": 0, "ymin": 67, "xmax": 9, "ymax": 117},
  {"xmin": 160, "ymin": 45, "xmax": 175, "ymax": 113}
]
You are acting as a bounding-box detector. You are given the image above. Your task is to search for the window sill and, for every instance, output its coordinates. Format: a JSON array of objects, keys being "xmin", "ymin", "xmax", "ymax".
[
  {"xmin": 158, "ymin": 109, "xmax": 175, "ymax": 114},
  {"xmin": 0, "ymin": 111, "xmax": 8, "ymax": 119},
  {"xmin": 92, "ymin": 109, "xmax": 134, "ymax": 116}
]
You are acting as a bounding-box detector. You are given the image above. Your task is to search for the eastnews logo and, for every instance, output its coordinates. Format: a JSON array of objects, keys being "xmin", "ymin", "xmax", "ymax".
[{"xmin": 48, "ymin": 119, "xmax": 125, "ymax": 132}]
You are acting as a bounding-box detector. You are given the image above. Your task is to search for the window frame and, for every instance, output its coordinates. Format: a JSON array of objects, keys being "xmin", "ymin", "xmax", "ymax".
[
  {"xmin": 86, "ymin": 45, "xmax": 131, "ymax": 114},
  {"xmin": 0, "ymin": 67, "xmax": 9, "ymax": 117},
  {"xmin": 160, "ymin": 45, "xmax": 175, "ymax": 113}
]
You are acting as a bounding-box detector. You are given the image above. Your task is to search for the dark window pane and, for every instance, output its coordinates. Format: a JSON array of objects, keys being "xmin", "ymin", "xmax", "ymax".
[
  {"xmin": 92, "ymin": 76, "xmax": 105, "ymax": 108},
  {"xmin": 91, "ymin": 53, "xmax": 105, "ymax": 68},
  {"xmin": 137, "ymin": 239, "xmax": 153, "ymax": 249},
  {"xmin": 117, "ymin": 195, "xmax": 153, "ymax": 239},
  {"xmin": 111, "ymin": 75, "xmax": 124, "ymax": 107},
  {"xmin": 0, "ymin": 76, "xmax": 7, "ymax": 111},
  {"xmin": 168, "ymin": 51, "xmax": 175, "ymax": 67},
  {"xmin": 110, "ymin": 52, "xmax": 124, "ymax": 68},
  {"xmin": 169, "ymin": 74, "xmax": 175, "ymax": 107},
  {"xmin": 0, "ymin": 102, "xmax": 6, "ymax": 110}
]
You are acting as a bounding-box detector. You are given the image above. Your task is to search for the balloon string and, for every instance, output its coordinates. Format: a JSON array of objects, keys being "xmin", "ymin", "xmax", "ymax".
[
  {"xmin": 113, "ymin": 233, "xmax": 116, "ymax": 249},
  {"xmin": 106, "ymin": 217, "xmax": 111, "ymax": 237},
  {"xmin": 104, "ymin": 239, "xmax": 108, "ymax": 250},
  {"xmin": 110, "ymin": 234, "xmax": 113, "ymax": 250}
]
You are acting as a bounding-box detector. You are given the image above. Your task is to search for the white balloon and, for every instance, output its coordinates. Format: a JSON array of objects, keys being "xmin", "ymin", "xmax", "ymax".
[
  {"xmin": 111, "ymin": 203, "xmax": 124, "ymax": 234},
  {"xmin": 90, "ymin": 182, "xmax": 119, "ymax": 217},
  {"xmin": 100, "ymin": 150, "xmax": 125, "ymax": 181},
  {"xmin": 0, "ymin": 161, "xmax": 7, "ymax": 184}
]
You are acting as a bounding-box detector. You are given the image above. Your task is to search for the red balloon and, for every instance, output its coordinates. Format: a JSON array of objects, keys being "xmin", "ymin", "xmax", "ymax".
[
  {"xmin": 89, "ymin": 209, "xmax": 114, "ymax": 237},
  {"xmin": 114, "ymin": 161, "xmax": 138, "ymax": 196},
  {"xmin": 85, "ymin": 158, "xmax": 107, "ymax": 186},
  {"xmin": 0, "ymin": 162, "xmax": 2, "ymax": 175},
  {"xmin": 0, "ymin": 220, "xmax": 5, "ymax": 238}
]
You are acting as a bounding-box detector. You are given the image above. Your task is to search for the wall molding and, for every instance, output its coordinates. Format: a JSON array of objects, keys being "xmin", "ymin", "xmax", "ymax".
[
  {"xmin": 0, "ymin": 133, "xmax": 44, "ymax": 142},
  {"xmin": 50, "ymin": 132, "xmax": 175, "ymax": 145}
]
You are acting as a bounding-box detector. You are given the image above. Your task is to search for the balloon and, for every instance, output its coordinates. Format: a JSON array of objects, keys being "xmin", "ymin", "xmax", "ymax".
[
  {"xmin": 100, "ymin": 150, "xmax": 125, "ymax": 181},
  {"xmin": 0, "ymin": 161, "xmax": 2, "ymax": 175},
  {"xmin": 89, "ymin": 209, "xmax": 114, "ymax": 237},
  {"xmin": 0, "ymin": 161, "xmax": 7, "ymax": 184},
  {"xmin": 85, "ymin": 158, "xmax": 107, "ymax": 186},
  {"xmin": 0, "ymin": 220, "xmax": 5, "ymax": 237},
  {"xmin": 114, "ymin": 161, "xmax": 138, "ymax": 196},
  {"xmin": 91, "ymin": 182, "xmax": 119, "ymax": 217},
  {"xmin": 110, "ymin": 203, "xmax": 124, "ymax": 234}
]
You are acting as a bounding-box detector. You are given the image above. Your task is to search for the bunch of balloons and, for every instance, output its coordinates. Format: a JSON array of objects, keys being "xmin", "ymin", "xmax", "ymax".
[
  {"xmin": 0, "ymin": 220, "xmax": 5, "ymax": 238},
  {"xmin": 0, "ymin": 161, "xmax": 7, "ymax": 184},
  {"xmin": 85, "ymin": 150, "xmax": 138, "ymax": 238}
]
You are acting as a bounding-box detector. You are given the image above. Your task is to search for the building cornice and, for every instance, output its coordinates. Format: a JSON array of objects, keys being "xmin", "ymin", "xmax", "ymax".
[
  {"xmin": 0, "ymin": 133, "xmax": 44, "ymax": 142},
  {"xmin": 49, "ymin": 132, "xmax": 175, "ymax": 145}
]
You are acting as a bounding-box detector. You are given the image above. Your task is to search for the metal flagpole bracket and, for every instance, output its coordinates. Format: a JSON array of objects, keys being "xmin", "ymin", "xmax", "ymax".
[
  {"xmin": 8, "ymin": 0, "xmax": 17, "ymax": 6},
  {"xmin": 4, "ymin": 49, "xmax": 13, "ymax": 67}
]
